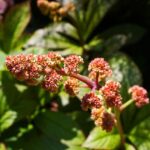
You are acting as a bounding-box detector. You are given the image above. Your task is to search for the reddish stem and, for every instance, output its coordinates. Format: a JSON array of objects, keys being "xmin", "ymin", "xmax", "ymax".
[
  {"xmin": 71, "ymin": 73, "xmax": 94, "ymax": 89},
  {"xmin": 95, "ymin": 72, "xmax": 101, "ymax": 90},
  {"xmin": 56, "ymin": 69, "xmax": 94, "ymax": 89}
]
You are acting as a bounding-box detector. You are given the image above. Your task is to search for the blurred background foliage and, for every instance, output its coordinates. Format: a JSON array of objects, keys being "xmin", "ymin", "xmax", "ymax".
[{"xmin": 0, "ymin": 0, "xmax": 150, "ymax": 149}]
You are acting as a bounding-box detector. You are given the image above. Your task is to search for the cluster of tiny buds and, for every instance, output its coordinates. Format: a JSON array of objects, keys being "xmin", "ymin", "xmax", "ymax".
[
  {"xmin": 91, "ymin": 107, "xmax": 115, "ymax": 132},
  {"xmin": 5, "ymin": 52, "xmax": 149, "ymax": 132},
  {"xmin": 129, "ymin": 85, "xmax": 149, "ymax": 107},
  {"xmin": 37, "ymin": 0, "xmax": 75, "ymax": 22}
]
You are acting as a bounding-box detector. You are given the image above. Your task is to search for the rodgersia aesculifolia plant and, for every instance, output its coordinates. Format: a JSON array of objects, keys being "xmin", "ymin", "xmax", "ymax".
[{"xmin": 5, "ymin": 52, "xmax": 149, "ymax": 145}]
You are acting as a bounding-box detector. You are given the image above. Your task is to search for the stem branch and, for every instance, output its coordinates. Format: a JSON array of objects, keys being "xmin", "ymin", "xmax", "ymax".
[
  {"xmin": 115, "ymin": 108, "xmax": 125, "ymax": 148},
  {"xmin": 57, "ymin": 69, "xmax": 94, "ymax": 89},
  {"xmin": 120, "ymin": 99, "xmax": 134, "ymax": 111}
]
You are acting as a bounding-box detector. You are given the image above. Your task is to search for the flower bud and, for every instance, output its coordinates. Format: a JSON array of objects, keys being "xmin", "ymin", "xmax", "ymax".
[
  {"xmin": 101, "ymin": 80, "xmax": 122, "ymax": 108},
  {"xmin": 64, "ymin": 55, "xmax": 83, "ymax": 74},
  {"xmin": 88, "ymin": 58, "xmax": 112, "ymax": 81},
  {"xmin": 129, "ymin": 85, "xmax": 149, "ymax": 107},
  {"xmin": 81, "ymin": 92, "xmax": 101, "ymax": 111}
]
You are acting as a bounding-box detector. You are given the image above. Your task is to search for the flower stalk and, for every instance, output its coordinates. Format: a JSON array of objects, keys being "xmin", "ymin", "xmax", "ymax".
[
  {"xmin": 115, "ymin": 108, "xmax": 125, "ymax": 147},
  {"xmin": 120, "ymin": 99, "xmax": 134, "ymax": 111}
]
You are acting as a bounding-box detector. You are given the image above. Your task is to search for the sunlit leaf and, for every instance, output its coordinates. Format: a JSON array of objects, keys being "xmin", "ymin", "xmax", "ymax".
[
  {"xmin": 129, "ymin": 117, "xmax": 150, "ymax": 150},
  {"xmin": 83, "ymin": 127, "xmax": 120, "ymax": 149},
  {"xmin": 0, "ymin": 111, "xmax": 17, "ymax": 133},
  {"xmin": 2, "ymin": 2, "xmax": 31, "ymax": 53}
]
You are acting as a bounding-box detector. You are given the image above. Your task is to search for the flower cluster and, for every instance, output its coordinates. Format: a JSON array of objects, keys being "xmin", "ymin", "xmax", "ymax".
[
  {"xmin": 88, "ymin": 58, "xmax": 112, "ymax": 81},
  {"xmin": 64, "ymin": 55, "xmax": 83, "ymax": 74},
  {"xmin": 101, "ymin": 80, "xmax": 122, "ymax": 108},
  {"xmin": 81, "ymin": 92, "xmax": 101, "ymax": 111},
  {"xmin": 6, "ymin": 54, "xmax": 42, "ymax": 83},
  {"xmin": 6, "ymin": 52, "xmax": 150, "ymax": 132},
  {"xmin": 42, "ymin": 69, "xmax": 62, "ymax": 92},
  {"xmin": 64, "ymin": 77, "xmax": 79, "ymax": 96},
  {"xmin": 129, "ymin": 85, "xmax": 149, "ymax": 107},
  {"xmin": 91, "ymin": 107, "xmax": 115, "ymax": 132},
  {"xmin": 37, "ymin": 0, "xmax": 75, "ymax": 21}
]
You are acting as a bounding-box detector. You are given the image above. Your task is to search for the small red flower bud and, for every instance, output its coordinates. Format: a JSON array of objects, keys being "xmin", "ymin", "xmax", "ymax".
[
  {"xmin": 64, "ymin": 55, "xmax": 83, "ymax": 74},
  {"xmin": 129, "ymin": 85, "xmax": 149, "ymax": 107},
  {"xmin": 88, "ymin": 58, "xmax": 112, "ymax": 81},
  {"xmin": 42, "ymin": 69, "xmax": 62, "ymax": 92},
  {"xmin": 101, "ymin": 80, "xmax": 122, "ymax": 108},
  {"xmin": 91, "ymin": 107, "xmax": 115, "ymax": 132},
  {"xmin": 81, "ymin": 92, "xmax": 101, "ymax": 111},
  {"xmin": 64, "ymin": 77, "xmax": 79, "ymax": 96}
]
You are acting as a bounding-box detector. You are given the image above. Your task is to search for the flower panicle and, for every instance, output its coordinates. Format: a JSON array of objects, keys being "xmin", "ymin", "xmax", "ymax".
[{"xmin": 6, "ymin": 52, "xmax": 150, "ymax": 133}]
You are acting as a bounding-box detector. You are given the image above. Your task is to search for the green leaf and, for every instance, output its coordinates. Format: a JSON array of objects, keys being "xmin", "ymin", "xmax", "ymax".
[
  {"xmin": 8, "ymin": 111, "xmax": 85, "ymax": 150},
  {"xmin": 1, "ymin": 71, "xmax": 38, "ymax": 121},
  {"xmin": 25, "ymin": 23, "xmax": 83, "ymax": 55},
  {"xmin": 108, "ymin": 52, "xmax": 142, "ymax": 100},
  {"xmin": 83, "ymin": 127, "xmax": 120, "ymax": 149},
  {"xmin": 83, "ymin": 0, "xmax": 117, "ymax": 41},
  {"xmin": 0, "ymin": 90, "xmax": 8, "ymax": 116},
  {"xmin": 129, "ymin": 117, "xmax": 150, "ymax": 150},
  {"xmin": 101, "ymin": 24, "xmax": 146, "ymax": 45},
  {"xmin": 125, "ymin": 143, "xmax": 136, "ymax": 150},
  {"xmin": 108, "ymin": 52, "xmax": 142, "ymax": 132},
  {"xmin": 0, "ymin": 50, "xmax": 6, "ymax": 71},
  {"xmin": 0, "ymin": 111, "xmax": 17, "ymax": 133},
  {"xmin": 101, "ymin": 35, "xmax": 127, "ymax": 56},
  {"xmin": 2, "ymin": 2, "xmax": 31, "ymax": 53}
]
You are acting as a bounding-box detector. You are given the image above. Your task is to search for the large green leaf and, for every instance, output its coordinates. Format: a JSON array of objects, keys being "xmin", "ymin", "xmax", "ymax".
[
  {"xmin": 25, "ymin": 23, "xmax": 83, "ymax": 55},
  {"xmin": 2, "ymin": 2, "xmax": 31, "ymax": 53},
  {"xmin": 71, "ymin": 0, "xmax": 116, "ymax": 41},
  {"xmin": 128, "ymin": 117, "xmax": 150, "ymax": 150},
  {"xmin": 83, "ymin": 0, "xmax": 117, "ymax": 41},
  {"xmin": 101, "ymin": 24, "xmax": 146, "ymax": 45},
  {"xmin": 108, "ymin": 52, "xmax": 142, "ymax": 132},
  {"xmin": 1, "ymin": 71, "xmax": 38, "ymax": 121},
  {"xmin": 8, "ymin": 111, "xmax": 85, "ymax": 150},
  {"xmin": 108, "ymin": 52, "xmax": 142, "ymax": 100},
  {"xmin": 83, "ymin": 127, "xmax": 120, "ymax": 149}
]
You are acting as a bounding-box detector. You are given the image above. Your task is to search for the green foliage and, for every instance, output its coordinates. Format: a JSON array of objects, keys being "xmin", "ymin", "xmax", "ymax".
[
  {"xmin": 0, "ymin": 111, "xmax": 17, "ymax": 133},
  {"xmin": 8, "ymin": 111, "xmax": 85, "ymax": 150},
  {"xmin": 83, "ymin": 127, "xmax": 120, "ymax": 149},
  {"xmin": 0, "ymin": 2, "xmax": 31, "ymax": 53},
  {"xmin": 129, "ymin": 117, "xmax": 150, "ymax": 150}
]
